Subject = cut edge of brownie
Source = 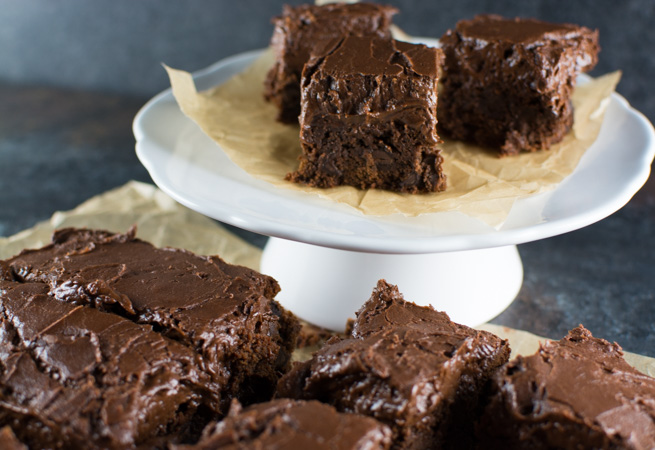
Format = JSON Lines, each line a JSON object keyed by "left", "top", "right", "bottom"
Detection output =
{"left": 438, "top": 14, "right": 600, "bottom": 156}
{"left": 264, "top": 2, "right": 398, "bottom": 124}
{"left": 287, "top": 35, "right": 447, "bottom": 194}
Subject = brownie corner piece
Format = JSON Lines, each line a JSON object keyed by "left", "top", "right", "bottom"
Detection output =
{"left": 478, "top": 325, "right": 655, "bottom": 449}
{"left": 264, "top": 2, "right": 397, "bottom": 123}
{"left": 438, "top": 14, "right": 600, "bottom": 155}
{"left": 287, "top": 35, "right": 447, "bottom": 193}
{"left": 277, "top": 279, "right": 509, "bottom": 449}
{"left": 176, "top": 399, "right": 393, "bottom": 450}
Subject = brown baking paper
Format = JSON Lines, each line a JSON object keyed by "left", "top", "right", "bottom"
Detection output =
{"left": 165, "top": 50, "right": 620, "bottom": 227}
{"left": 2, "top": 180, "right": 653, "bottom": 375}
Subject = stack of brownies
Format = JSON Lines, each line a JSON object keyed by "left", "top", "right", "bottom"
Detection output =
{"left": 266, "top": 2, "right": 447, "bottom": 194}
{"left": 264, "top": 2, "right": 599, "bottom": 195}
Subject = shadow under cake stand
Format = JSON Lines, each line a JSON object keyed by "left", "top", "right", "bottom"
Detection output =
{"left": 134, "top": 49, "right": 655, "bottom": 331}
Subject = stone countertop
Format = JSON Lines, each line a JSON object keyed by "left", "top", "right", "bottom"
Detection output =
{"left": 1, "top": 82, "right": 654, "bottom": 357}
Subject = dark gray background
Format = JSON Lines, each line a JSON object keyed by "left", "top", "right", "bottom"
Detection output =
{"left": 1, "top": 0, "right": 653, "bottom": 122}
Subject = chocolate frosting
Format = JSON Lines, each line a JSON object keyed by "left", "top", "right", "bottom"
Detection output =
{"left": 317, "top": 35, "right": 437, "bottom": 78}
{"left": 480, "top": 326, "right": 655, "bottom": 449}
{"left": 288, "top": 36, "right": 447, "bottom": 194}
{"left": 438, "top": 14, "right": 599, "bottom": 155}
{"left": 264, "top": 2, "right": 397, "bottom": 123}
{"left": 456, "top": 14, "right": 596, "bottom": 46}
{"left": 176, "top": 399, "right": 392, "bottom": 450}
{"left": 1, "top": 227, "right": 300, "bottom": 448}
{"left": 0, "top": 278, "right": 212, "bottom": 448}
{"left": 302, "top": 35, "right": 441, "bottom": 117}
{"left": 277, "top": 280, "right": 509, "bottom": 449}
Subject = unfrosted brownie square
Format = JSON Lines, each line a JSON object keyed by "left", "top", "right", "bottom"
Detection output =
{"left": 277, "top": 280, "right": 509, "bottom": 449}
{"left": 264, "top": 2, "right": 397, "bottom": 123}
{"left": 438, "top": 14, "right": 600, "bottom": 155}
{"left": 287, "top": 35, "right": 447, "bottom": 193}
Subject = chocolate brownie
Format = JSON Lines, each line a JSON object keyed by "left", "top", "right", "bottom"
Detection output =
{"left": 176, "top": 399, "right": 393, "bottom": 450}
{"left": 264, "top": 2, "right": 397, "bottom": 123}
{"left": 1, "top": 227, "right": 300, "bottom": 448}
{"left": 478, "top": 325, "right": 655, "bottom": 449}
{"left": 438, "top": 14, "right": 600, "bottom": 155}
{"left": 277, "top": 280, "right": 510, "bottom": 449}
{"left": 286, "top": 35, "right": 447, "bottom": 193}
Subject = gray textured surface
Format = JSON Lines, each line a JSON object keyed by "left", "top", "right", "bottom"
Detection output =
{"left": 0, "top": 0, "right": 653, "bottom": 122}
{"left": 1, "top": 1, "right": 654, "bottom": 356}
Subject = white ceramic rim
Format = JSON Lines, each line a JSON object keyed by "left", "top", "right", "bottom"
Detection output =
{"left": 134, "top": 47, "right": 655, "bottom": 255}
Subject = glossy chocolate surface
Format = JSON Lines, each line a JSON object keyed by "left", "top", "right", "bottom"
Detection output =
{"left": 480, "top": 326, "right": 655, "bottom": 449}
{"left": 264, "top": 2, "right": 397, "bottom": 123}
{"left": 288, "top": 36, "right": 446, "bottom": 193}
{"left": 277, "top": 280, "right": 509, "bottom": 449}
{"left": 438, "top": 14, "right": 600, "bottom": 155}
{"left": 0, "top": 227, "right": 299, "bottom": 448}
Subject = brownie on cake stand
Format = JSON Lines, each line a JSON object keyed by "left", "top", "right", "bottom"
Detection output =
{"left": 134, "top": 41, "right": 655, "bottom": 331}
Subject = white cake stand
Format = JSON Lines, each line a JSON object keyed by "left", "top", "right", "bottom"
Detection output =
{"left": 134, "top": 49, "right": 655, "bottom": 331}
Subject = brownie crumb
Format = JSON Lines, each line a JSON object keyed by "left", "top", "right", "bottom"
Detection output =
{"left": 288, "top": 36, "right": 447, "bottom": 193}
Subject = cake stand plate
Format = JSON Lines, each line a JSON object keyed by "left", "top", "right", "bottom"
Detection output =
{"left": 134, "top": 48, "right": 655, "bottom": 330}
{"left": 261, "top": 238, "right": 523, "bottom": 329}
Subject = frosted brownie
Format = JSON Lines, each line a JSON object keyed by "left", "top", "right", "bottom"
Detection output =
{"left": 1, "top": 227, "right": 299, "bottom": 448}
{"left": 478, "top": 325, "right": 655, "bottom": 449}
{"left": 277, "top": 280, "right": 509, "bottom": 449}
{"left": 176, "top": 399, "right": 392, "bottom": 450}
{"left": 264, "top": 2, "right": 397, "bottom": 123}
{"left": 438, "top": 14, "right": 600, "bottom": 155}
{"left": 287, "top": 36, "right": 447, "bottom": 193}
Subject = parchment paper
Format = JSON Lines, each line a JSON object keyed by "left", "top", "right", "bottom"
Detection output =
{"left": 0, "top": 181, "right": 260, "bottom": 269}
{"left": 166, "top": 51, "right": 620, "bottom": 227}
{"left": 2, "top": 180, "right": 653, "bottom": 376}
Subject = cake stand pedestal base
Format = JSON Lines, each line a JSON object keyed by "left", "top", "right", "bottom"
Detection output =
{"left": 260, "top": 237, "right": 523, "bottom": 330}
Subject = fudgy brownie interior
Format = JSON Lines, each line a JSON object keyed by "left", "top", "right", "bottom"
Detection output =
{"left": 287, "top": 35, "right": 447, "bottom": 193}
{"left": 264, "top": 2, "right": 397, "bottom": 123}
{"left": 438, "top": 14, "right": 599, "bottom": 155}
